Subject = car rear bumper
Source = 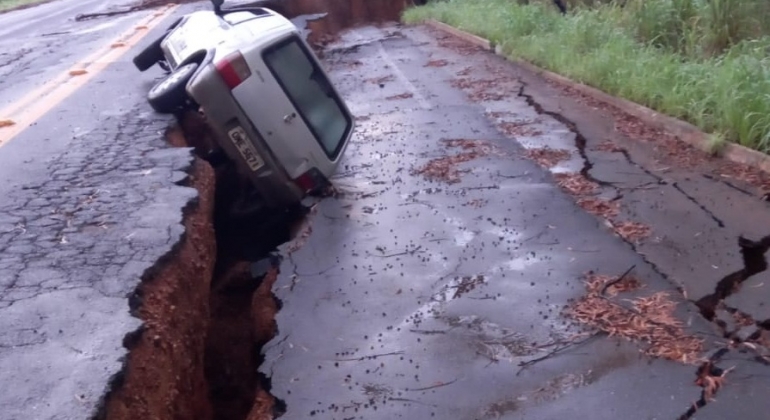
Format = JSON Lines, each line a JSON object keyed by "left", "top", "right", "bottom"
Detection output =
{"left": 187, "top": 64, "right": 304, "bottom": 208}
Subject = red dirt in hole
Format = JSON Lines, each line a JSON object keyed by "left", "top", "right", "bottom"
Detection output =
{"left": 175, "top": 111, "right": 280, "bottom": 419}
{"left": 283, "top": 0, "right": 408, "bottom": 44}
{"left": 104, "top": 156, "right": 217, "bottom": 420}
{"left": 177, "top": 110, "right": 220, "bottom": 154}
{"left": 205, "top": 263, "right": 279, "bottom": 420}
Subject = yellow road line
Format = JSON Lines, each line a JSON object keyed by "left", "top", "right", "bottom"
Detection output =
{"left": 0, "top": 3, "right": 179, "bottom": 147}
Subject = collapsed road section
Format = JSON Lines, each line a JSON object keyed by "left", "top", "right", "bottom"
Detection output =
{"left": 94, "top": 2, "right": 414, "bottom": 420}
{"left": 100, "top": 4, "right": 770, "bottom": 420}
{"left": 260, "top": 23, "right": 715, "bottom": 420}
{"left": 4, "top": 0, "right": 770, "bottom": 419}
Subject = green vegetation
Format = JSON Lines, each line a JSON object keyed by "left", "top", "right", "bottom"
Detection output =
{"left": 403, "top": 0, "right": 770, "bottom": 153}
{"left": 0, "top": 0, "right": 47, "bottom": 12}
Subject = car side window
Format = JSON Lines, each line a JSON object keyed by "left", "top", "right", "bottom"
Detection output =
{"left": 263, "top": 36, "right": 352, "bottom": 159}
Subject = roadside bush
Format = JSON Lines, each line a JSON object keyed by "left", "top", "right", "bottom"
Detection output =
{"left": 403, "top": 0, "right": 770, "bottom": 152}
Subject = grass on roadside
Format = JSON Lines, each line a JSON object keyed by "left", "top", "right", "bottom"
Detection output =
{"left": 0, "top": 0, "right": 47, "bottom": 12}
{"left": 403, "top": 0, "right": 770, "bottom": 153}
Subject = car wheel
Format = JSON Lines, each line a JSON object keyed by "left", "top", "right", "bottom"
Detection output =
{"left": 147, "top": 62, "right": 198, "bottom": 114}
{"left": 133, "top": 32, "right": 168, "bottom": 72}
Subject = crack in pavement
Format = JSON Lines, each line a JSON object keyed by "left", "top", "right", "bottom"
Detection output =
{"left": 701, "top": 174, "right": 758, "bottom": 197}
{"left": 513, "top": 79, "right": 770, "bottom": 417}
{"left": 695, "top": 235, "right": 770, "bottom": 323}
{"left": 517, "top": 82, "right": 727, "bottom": 229}
{"left": 676, "top": 348, "right": 730, "bottom": 420}
{"left": 514, "top": 82, "right": 684, "bottom": 285}
{"left": 670, "top": 182, "right": 726, "bottom": 228}
{"left": 0, "top": 48, "right": 32, "bottom": 71}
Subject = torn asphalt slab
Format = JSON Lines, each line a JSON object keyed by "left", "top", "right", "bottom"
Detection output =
{"left": 261, "top": 24, "right": 719, "bottom": 419}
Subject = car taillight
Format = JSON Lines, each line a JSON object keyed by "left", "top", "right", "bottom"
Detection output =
{"left": 215, "top": 52, "right": 251, "bottom": 89}
{"left": 294, "top": 168, "right": 328, "bottom": 194}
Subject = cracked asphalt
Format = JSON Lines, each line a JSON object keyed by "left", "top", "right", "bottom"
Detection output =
{"left": 263, "top": 24, "right": 770, "bottom": 419}
{"left": 0, "top": 2, "right": 202, "bottom": 419}
{"left": 2, "top": 2, "right": 770, "bottom": 419}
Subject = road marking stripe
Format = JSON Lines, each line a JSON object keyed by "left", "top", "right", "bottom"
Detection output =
{"left": 0, "top": 3, "right": 178, "bottom": 147}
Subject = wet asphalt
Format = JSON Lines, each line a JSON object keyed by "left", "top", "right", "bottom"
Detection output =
{"left": 0, "top": 0, "right": 162, "bottom": 110}
{"left": 1, "top": 1, "right": 769, "bottom": 418}
{"left": 0, "top": 2, "right": 203, "bottom": 419}
{"left": 263, "top": 24, "right": 770, "bottom": 419}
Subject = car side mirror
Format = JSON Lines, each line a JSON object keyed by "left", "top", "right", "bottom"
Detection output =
{"left": 211, "top": 0, "right": 224, "bottom": 14}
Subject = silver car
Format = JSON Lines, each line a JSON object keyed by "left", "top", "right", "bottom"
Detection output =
{"left": 133, "top": 0, "right": 354, "bottom": 208}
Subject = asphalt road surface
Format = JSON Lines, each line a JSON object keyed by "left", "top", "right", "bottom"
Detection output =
{"left": 1, "top": 1, "right": 769, "bottom": 419}
{"left": 264, "top": 24, "right": 770, "bottom": 420}
{"left": 0, "top": 1, "right": 200, "bottom": 419}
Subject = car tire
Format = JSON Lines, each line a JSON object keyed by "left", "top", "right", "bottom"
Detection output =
{"left": 133, "top": 32, "right": 167, "bottom": 72}
{"left": 147, "top": 62, "right": 198, "bottom": 114}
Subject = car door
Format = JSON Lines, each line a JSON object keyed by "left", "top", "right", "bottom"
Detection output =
{"left": 260, "top": 35, "right": 354, "bottom": 172}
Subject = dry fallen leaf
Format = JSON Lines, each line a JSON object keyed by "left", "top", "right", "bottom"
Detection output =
{"left": 412, "top": 139, "right": 502, "bottom": 184}
{"left": 0, "top": 120, "right": 15, "bottom": 128}
{"left": 611, "top": 221, "right": 652, "bottom": 242}
{"left": 523, "top": 147, "right": 571, "bottom": 168}
{"left": 386, "top": 92, "right": 413, "bottom": 100}
{"left": 425, "top": 59, "right": 448, "bottom": 67}
{"left": 69, "top": 70, "right": 87, "bottom": 76}
{"left": 577, "top": 197, "right": 619, "bottom": 219}
{"left": 497, "top": 120, "right": 542, "bottom": 137}
{"left": 566, "top": 273, "right": 702, "bottom": 364}
{"left": 554, "top": 173, "right": 598, "bottom": 196}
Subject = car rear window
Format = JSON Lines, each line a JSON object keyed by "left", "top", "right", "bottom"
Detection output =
{"left": 263, "top": 36, "right": 352, "bottom": 159}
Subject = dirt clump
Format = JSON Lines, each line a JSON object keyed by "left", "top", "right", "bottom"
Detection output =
{"left": 101, "top": 157, "right": 217, "bottom": 420}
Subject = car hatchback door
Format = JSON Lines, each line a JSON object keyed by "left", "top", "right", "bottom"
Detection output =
{"left": 260, "top": 35, "right": 354, "bottom": 175}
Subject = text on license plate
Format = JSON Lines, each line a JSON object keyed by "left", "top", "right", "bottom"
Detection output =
{"left": 227, "top": 126, "right": 264, "bottom": 171}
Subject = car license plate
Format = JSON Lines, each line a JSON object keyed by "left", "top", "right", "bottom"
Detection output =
{"left": 227, "top": 126, "right": 264, "bottom": 171}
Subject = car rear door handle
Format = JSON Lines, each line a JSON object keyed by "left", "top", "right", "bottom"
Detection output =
{"left": 283, "top": 112, "right": 296, "bottom": 123}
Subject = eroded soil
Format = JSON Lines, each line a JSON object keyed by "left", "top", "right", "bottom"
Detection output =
{"left": 102, "top": 155, "right": 216, "bottom": 420}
